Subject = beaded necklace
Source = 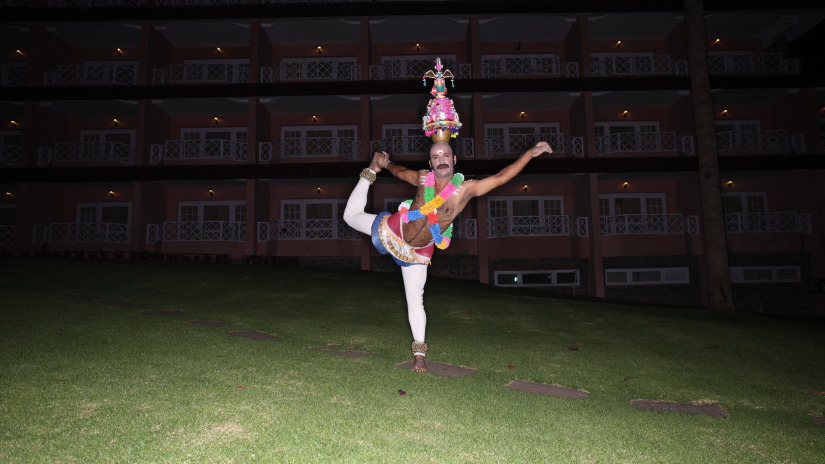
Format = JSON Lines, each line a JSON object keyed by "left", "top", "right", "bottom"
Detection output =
{"left": 399, "top": 171, "right": 464, "bottom": 250}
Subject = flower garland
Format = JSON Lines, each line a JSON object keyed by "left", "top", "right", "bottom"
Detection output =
{"left": 399, "top": 171, "right": 464, "bottom": 250}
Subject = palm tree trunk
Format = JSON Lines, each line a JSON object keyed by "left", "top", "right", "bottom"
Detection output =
{"left": 684, "top": 0, "right": 736, "bottom": 311}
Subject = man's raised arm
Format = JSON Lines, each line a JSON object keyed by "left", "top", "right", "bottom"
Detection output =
{"left": 464, "top": 141, "right": 553, "bottom": 198}
{"left": 375, "top": 151, "right": 419, "bottom": 186}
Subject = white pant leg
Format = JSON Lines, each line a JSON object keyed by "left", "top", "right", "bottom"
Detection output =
{"left": 343, "top": 177, "right": 377, "bottom": 235}
{"left": 401, "top": 264, "right": 428, "bottom": 347}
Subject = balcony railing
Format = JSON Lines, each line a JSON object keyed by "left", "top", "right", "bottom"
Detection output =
{"left": 726, "top": 212, "right": 811, "bottom": 234}
{"left": 32, "top": 223, "right": 131, "bottom": 244}
{"left": 160, "top": 221, "right": 245, "bottom": 242}
{"left": 257, "top": 219, "right": 360, "bottom": 241}
{"left": 259, "top": 138, "right": 360, "bottom": 161}
{"left": 595, "top": 132, "right": 690, "bottom": 155}
{"left": 707, "top": 53, "right": 799, "bottom": 74}
{"left": 600, "top": 214, "right": 699, "bottom": 236}
{"left": 0, "top": 65, "right": 27, "bottom": 87}
{"left": 590, "top": 55, "right": 688, "bottom": 77}
{"left": 1, "top": 144, "right": 21, "bottom": 165}
{"left": 369, "top": 136, "right": 474, "bottom": 159}
{"left": 0, "top": 225, "right": 14, "bottom": 245}
{"left": 151, "top": 140, "right": 247, "bottom": 163}
{"left": 488, "top": 215, "right": 583, "bottom": 238}
{"left": 484, "top": 133, "right": 584, "bottom": 158}
{"left": 261, "top": 59, "right": 359, "bottom": 82}
{"left": 48, "top": 0, "right": 140, "bottom": 5}
{"left": 44, "top": 64, "right": 137, "bottom": 86}
{"left": 153, "top": 62, "right": 249, "bottom": 84}
{"left": 481, "top": 56, "right": 579, "bottom": 78}
{"left": 716, "top": 130, "right": 803, "bottom": 153}
{"left": 370, "top": 58, "right": 470, "bottom": 80}
{"left": 39, "top": 142, "right": 134, "bottom": 165}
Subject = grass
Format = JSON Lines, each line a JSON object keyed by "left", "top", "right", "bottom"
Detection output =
{"left": 0, "top": 257, "right": 823, "bottom": 463}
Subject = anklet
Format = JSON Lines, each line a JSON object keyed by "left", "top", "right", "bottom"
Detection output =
{"left": 360, "top": 168, "right": 377, "bottom": 184}
{"left": 411, "top": 341, "right": 429, "bottom": 356}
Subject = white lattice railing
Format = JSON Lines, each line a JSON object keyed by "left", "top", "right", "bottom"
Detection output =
{"left": 32, "top": 223, "right": 131, "bottom": 244}
{"left": 49, "top": 0, "right": 139, "bottom": 5}
{"left": 481, "top": 56, "right": 579, "bottom": 78}
{"left": 488, "top": 215, "right": 576, "bottom": 238}
{"left": 45, "top": 64, "right": 137, "bottom": 86}
{"left": 261, "top": 59, "right": 359, "bottom": 82}
{"left": 153, "top": 140, "right": 247, "bottom": 162}
{"left": 370, "top": 58, "right": 470, "bottom": 80}
{"left": 0, "top": 225, "right": 14, "bottom": 246}
{"left": 590, "top": 55, "right": 687, "bottom": 76}
{"left": 156, "top": 0, "right": 243, "bottom": 5}
{"left": 47, "top": 142, "right": 135, "bottom": 164}
{"left": 257, "top": 220, "right": 360, "bottom": 241}
{"left": 576, "top": 217, "right": 590, "bottom": 237}
{"left": 600, "top": 214, "right": 697, "bottom": 236}
{"left": 1, "top": 144, "right": 21, "bottom": 165}
{"left": 161, "top": 221, "right": 245, "bottom": 242}
{"left": 159, "top": 62, "right": 249, "bottom": 84}
{"left": 707, "top": 53, "right": 799, "bottom": 74}
{"left": 716, "top": 130, "right": 803, "bottom": 153}
{"left": 262, "top": 138, "right": 360, "bottom": 160}
{"left": 484, "top": 133, "right": 583, "bottom": 158}
{"left": 595, "top": 132, "right": 684, "bottom": 155}
{"left": 0, "top": 66, "right": 27, "bottom": 87}
{"left": 451, "top": 219, "right": 477, "bottom": 239}
{"left": 726, "top": 212, "right": 810, "bottom": 234}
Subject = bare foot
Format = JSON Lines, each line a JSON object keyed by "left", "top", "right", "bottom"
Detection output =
{"left": 411, "top": 354, "right": 427, "bottom": 372}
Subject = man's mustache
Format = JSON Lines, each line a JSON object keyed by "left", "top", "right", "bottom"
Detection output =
{"left": 437, "top": 163, "right": 449, "bottom": 169}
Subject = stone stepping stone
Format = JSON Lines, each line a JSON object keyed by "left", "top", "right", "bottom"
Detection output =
{"left": 138, "top": 310, "right": 186, "bottom": 316}
{"left": 631, "top": 400, "right": 729, "bottom": 418}
{"left": 312, "top": 344, "right": 377, "bottom": 358}
{"left": 505, "top": 380, "right": 590, "bottom": 399}
{"left": 187, "top": 320, "right": 233, "bottom": 327}
{"left": 227, "top": 331, "right": 280, "bottom": 340}
{"left": 395, "top": 361, "right": 477, "bottom": 378}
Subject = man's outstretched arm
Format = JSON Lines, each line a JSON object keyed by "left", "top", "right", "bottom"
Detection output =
{"left": 374, "top": 151, "right": 419, "bottom": 186}
{"left": 463, "top": 141, "right": 553, "bottom": 198}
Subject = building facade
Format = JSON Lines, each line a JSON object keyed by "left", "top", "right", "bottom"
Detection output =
{"left": 1, "top": 1, "right": 823, "bottom": 316}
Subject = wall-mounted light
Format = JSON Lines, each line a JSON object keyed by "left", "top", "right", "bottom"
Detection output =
{"left": 116, "top": 48, "right": 124, "bottom": 56}
{"left": 616, "top": 40, "right": 622, "bottom": 49}
{"left": 208, "top": 189, "right": 215, "bottom": 197}
{"left": 112, "top": 118, "right": 119, "bottom": 127}
{"left": 312, "top": 115, "right": 317, "bottom": 123}
{"left": 317, "top": 46, "right": 322, "bottom": 54}
{"left": 622, "top": 181, "right": 629, "bottom": 190}
{"left": 519, "top": 111, "right": 526, "bottom": 119}
{"left": 316, "top": 185, "right": 322, "bottom": 194}
{"left": 16, "top": 49, "right": 23, "bottom": 57}
{"left": 216, "top": 47, "right": 222, "bottom": 55}
{"left": 415, "top": 43, "right": 420, "bottom": 51}
{"left": 213, "top": 117, "right": 220, "bottom": 125}
{"left": 721, "top": 109, "right": 728, "bottom": 118}
{"left": 713, "top": 38, "right": 721, "bottom": 48}
{"left": 9, "top": 120, "right": 17, "bottom": 128}
{"left": 4, "top": 191, "right": 14, "bottom": 199}
{"left": 522, "top": 184, "right": 529, "bottom": 192}
{"left": 517, "top": 41, "right": 522, "bottom": 50}
{"left": 108, "top": 190, "right": 116, "bottom": 198}
{"left": 622, "top": 110, "right": 629, "bottom": 118}
{"left": 725, "top": 180, "right": 734, "bottom": 189}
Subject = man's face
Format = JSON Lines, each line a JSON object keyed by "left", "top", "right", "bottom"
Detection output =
{"left": 429, "top": 143, "right": 455, "bottom": 177}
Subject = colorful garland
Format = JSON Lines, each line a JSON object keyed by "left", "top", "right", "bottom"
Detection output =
{"left": 399, "top": 171, "right": 464, "bottom": 250}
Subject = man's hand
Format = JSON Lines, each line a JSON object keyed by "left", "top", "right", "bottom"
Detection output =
{"left": 369, "top": 151, "right": 389, "bottom": 172}
{"left": 530, "top": 141, "right": 553, "bottom": 158}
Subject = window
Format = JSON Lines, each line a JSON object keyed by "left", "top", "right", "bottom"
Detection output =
{"left": 180, "top": 59, "right": 248, "bottom": 82}
{"left": 605, "top": 267, "right": 689, "bottom": 285}
{"left": 76, "top": 202, "right": 131, "bottom": 243}
{"left": 591, "top": 52, "right": 656, "bottom": 75}
{"left": 485, "top": 123, "right": 559, "bottom": 155}
{"left": 729, "top": 266, "right": 800, "bottom": 283}
{"left": 599, "top": 193, "right": 667, "bottom": 234}
{"left": 80, "top": 129, "right": 136, "bottom": 162}
{"left": 281, "top": 126, "right": 357, "bottom": 158}
{"left": 494, "top": 270, "right": 580, "bottom": 287}
{"left": 381, "top": 55, "right": 457, "bottom": 79}
{"left": 715, "top": 120, "right": 760, "bottom": 151}
{"left": 723, "top": 191, "right": 767, "bottom": 232}
{"left": 382, "top": 125, "right": 429, "bottom": 155}
{"left": 595, "top": 122, "right": 661, "bottom": 154}
{"left": 488, "top": 196, "right": 567, "bottom": 237}
{"left": 279, "top": 199, "right": 357, "bottom": 240}
{"left": 176, "top": 201, "right": 246, "bottom": 242}
{"left": 180, "top": 127, "right": 247, "bottom": 160}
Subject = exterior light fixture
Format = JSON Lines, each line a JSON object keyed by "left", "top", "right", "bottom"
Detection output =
{"left": 116, "top": 48, "right": 124, "bottom": 56}
{"left": 721, "top": 109, "right": 728, "bottom": 118}
{"left": 522, "top": 184, "right": 528, "bottom": 192}
{"left": 622, "top": 181, "right": 629, "bottom": 190}
{"left": 16, "top": 49, "right": 23, "bottom": 57}
{"left": 317, "top": 46, "right": 322, "bottom": 54}
{"left": 616, "top": 40, "right": 622, "bottom": 49}
{"left": 517, "top": 41, "right": 522, "bottom": 50}
{"left": 316, "top": 185, "right": 322, "bottom": 194}
{"left": 208, "top": 189, "right": 215, "bottom": 197}
{"left": 5, "top": 191, "right": 14, "bottom": 199}
{"left": 113, "top": 118, "right": 119, "bottom": 126}
{"left": 726, "top": 180, "right": 734, "bottom": 189}
{"left": 622, "top": 110, "right": 629, "bottom": 118}
{"left": 415, "top": 43, "right": 420, "bottom": 51}
{"left": 713, "top": 39, "right": 721, "bottom": 47}
{"left": 9, "top": 120, "right": 17, "bottom": 128}
{"left": 216, "top": 47, "right": 222, "bottom": 55}
{"left": 108, "top": 190, "right": 116, "bottom": 198}
{"left": 520, "top": 111, "right": 526, "bottom": 119}
{"left": 312, "top": 115, "right": 317, "bottom": 123}
{"left": 214, "top": 117, "right": 220, "bottom": 125}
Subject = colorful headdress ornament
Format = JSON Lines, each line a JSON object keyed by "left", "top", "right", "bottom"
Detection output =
{"left": 421, "top": 57, "right": 462, "bottom": 143}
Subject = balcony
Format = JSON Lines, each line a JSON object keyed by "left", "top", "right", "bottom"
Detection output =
{"left": 481, "top": 55, "right": 579, "bottom": 78}
{"left": 488, "top": 215, "right": 586, "bottom": 238}
{"left": 725, "top": 212, "right": 811, "bottom": 234}
{"left": 48, "top": 0, "right": 140, "bottom": 5}
{"left": 153, "top": 62, "right": 249, "bottom": 85}
{"left": 595, "top": 132, "right": 692, "bottom": 156}
{"left": 148, "top": 221, "right": 246, "bottom": 242}
{"left": 370, "top": 57, "right": 470, "bottom": 80}
{"left": 258, "top": 219, "right": 359, "bottom": 241}
{"left": 0, "top": 225, "right": 14, "bottom": 245}
{"left": 484, "top": 133, "right": 583, "bottom": 158}
{"left": 600, "top": 214, "right": 699, "bottom": 236}
{"left": 38, "top": 142, "right": 135, "bottom": 165}
{"left": 1, "top": 144, "right": 21, "bottom": 165}
{"left": 44, "top": 64, "right": 138, "bottom": 86}
{"left": 0, "top": 65, "right": 27, "bottom": 87}
{"left": 259, "top": 138, "right": 360, "bottom": 161}
{"left": 707, "top": 53, "right": 799, "bottom": 75}
{"left": 261, "top": 58, "right": 359, "bottom": 82}
{"left": 151, "top": 140, "right": 247, "bottom": 163}
{"left": 370, "top": 136, "right": 474, "bottom": 159}
{"left": 590, "top": 55, "right": 687, "bottom": 77}
{"left": 716, "top": 130, "right": 804, "bottom": 154}
{"left": 33, "top": 223, "right": 131, "bottom": 244}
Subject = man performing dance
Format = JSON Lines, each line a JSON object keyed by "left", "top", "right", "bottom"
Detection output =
{"left": 343, "top": 58, "right": 553, "bottom": 372}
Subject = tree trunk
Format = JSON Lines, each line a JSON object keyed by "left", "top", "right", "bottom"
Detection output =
{"left": 684, "top": 0, "right": 736, "bottom": 311}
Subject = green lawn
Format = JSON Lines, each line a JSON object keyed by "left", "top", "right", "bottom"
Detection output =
{"left": 1, "top": 257, "right": 823, "bottom": 463}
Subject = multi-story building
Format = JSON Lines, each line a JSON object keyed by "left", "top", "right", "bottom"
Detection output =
{"left": 1, "top": 1, "right": 823, "bottom": 316}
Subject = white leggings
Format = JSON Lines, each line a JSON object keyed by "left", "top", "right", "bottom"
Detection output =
{"left": 343, "top": 177, "right": 428, "bottom": 347}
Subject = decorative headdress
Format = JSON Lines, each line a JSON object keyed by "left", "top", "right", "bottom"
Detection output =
{"left": 421, "top": 57, "right": 462, "bottom": 143}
